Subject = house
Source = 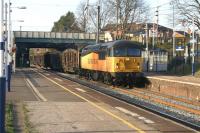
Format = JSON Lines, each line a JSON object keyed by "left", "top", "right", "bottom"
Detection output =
{"left": 174, "top": 31, "right": 190, "bottom": 46}
{"left": 102, "top": 23, "right": 190, "bottom": 46}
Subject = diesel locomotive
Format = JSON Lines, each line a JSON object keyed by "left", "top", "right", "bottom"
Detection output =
{"left": 32, "top": 40, "right": 144, "bottom": 87}
{"left": 80, "top": 40, "right": 143, "bottom": 86}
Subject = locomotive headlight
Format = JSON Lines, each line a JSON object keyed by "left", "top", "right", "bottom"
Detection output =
{"left": 137, "top": 63, "right": 140, "bottom": 69}
{"left": 115, "top": 63, "right": 119, "bottom": 69}
{"left": 125, "top": 58, "right": 130, "bottom": 61}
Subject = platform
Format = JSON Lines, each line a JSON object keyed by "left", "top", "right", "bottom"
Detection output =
{"left": 6, "top": 69, "right": 151, "bottom": 133}
{"left": 145, "top": 72, "right": 200, "bottom": 101}
{"left": 6, "top": 68, "right": 196, "bottom": 133}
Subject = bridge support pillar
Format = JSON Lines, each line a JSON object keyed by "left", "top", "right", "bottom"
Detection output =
{"left": 16, "top": 47, "right": 30, "bottom": 68}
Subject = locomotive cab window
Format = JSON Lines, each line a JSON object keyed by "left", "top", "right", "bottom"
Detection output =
{"left": 99, "top": 51, "right": 106, "bottom": 60}
{"left": 114, "top": 48, "right": 126, "bottom": 57}
{"left": 108, "top": 48, "right": 114, "bottom": 57}
{"left": 113, "top": 47, "right": 141, "bottom": 57}
{"left": 127, "top": 48, "right": 141, "bottom": 57}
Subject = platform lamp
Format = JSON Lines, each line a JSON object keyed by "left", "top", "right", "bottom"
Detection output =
{"left": 192, "top": 15, "right": 195, "bottom": 76}
{"left": 7, "top": 0, "right": 26, "bottom": 92}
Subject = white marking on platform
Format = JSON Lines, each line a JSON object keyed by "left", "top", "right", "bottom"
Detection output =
{"left": 75, "top": 88, "right": 86, "bottom": 93}
{"left": 34, "top": 69, "right": 146, "bottom": 132}
{"left": 116, "top": 107, "right": 154, "bottom": 124}
{"left": 26, "top": 78, "right": 47, "bottom": 102}
{"left": 68, "top": 84, "right": 79, "bottom": 87}
{"left": 138, "top": 117, "right": 154, "bottom": 124}
{"left": 45, "top": 73, "right": 50, "bottom": 76}
{"left": 144, "top": 119, "right": 154, "bottom": 124}
{"left": 54, "top": 78, "right": 63, "bottom": 82}
{"left": 115, "top": 107, "right": 139, "bottom": 117}
{"left": 129, "top": 112, "right": 139, "bottom": 117}
{"left": 138, "top": 117, "right": 146, "bottom": 120}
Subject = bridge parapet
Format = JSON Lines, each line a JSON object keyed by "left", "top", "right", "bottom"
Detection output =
{"left": 14, "top": 31, "right": 96, "bottom": 40}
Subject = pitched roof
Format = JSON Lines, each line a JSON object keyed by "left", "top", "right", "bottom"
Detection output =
{"left": 102, "top": 23, "right": 173, "bottom": 33}
{"left": 175, "top": 31, "right": 190, "bottom": 37}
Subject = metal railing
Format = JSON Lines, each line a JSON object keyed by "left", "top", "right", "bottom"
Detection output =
{"left": 142, "top": 51, "right": 168, "bottom": 72}
{"left": 14, "top": 31, "right": 96, "bottom": 40}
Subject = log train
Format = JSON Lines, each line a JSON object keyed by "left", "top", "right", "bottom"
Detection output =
{"left": 31, "top": 40, "right": 144, "bottom": 87}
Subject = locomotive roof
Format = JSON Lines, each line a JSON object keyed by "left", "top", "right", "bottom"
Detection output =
{"left": 101, "top": 40, "right": 143, "bottom": 48}
{"left": 82, "top": 40, "right": 143, "bottom": 54}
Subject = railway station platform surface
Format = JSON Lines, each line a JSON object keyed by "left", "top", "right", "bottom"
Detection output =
{"left": 7, "top": 68, "right": 164, "bottom": 133}
{"left": 144, "top": 72, "right": 200, "bottom": 101}
{"left": 144, "top": 72, "right": 200, "bottom": 85}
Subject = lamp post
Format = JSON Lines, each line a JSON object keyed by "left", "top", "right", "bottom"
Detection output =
{"left": 3, "top": 3, "right": 23, "bottom": 92}
{"left": 0, "top": 1, "right": 6, "bottom": 132}
{"left": 7, "top": 1, "right": 26, "bottom": 91}
{"left": 192, "top": 16, "right": 195, "bottom": 76}
{"left": 4, "top": 2, "right": 9, "bottom": 92}
{"left": 7, "top": 0, "right": 12, "bottom": 91}
{"left": 116, "top": 0, "right": 119, "bottom": 40}
{"left": 172, "top": 3, "right": 176, "bottom": 57}
{"left": 96, "top": 0, "right": 100, "bottom": 43}
{"left": 84, "top": 0, "right": 100, "bottom": 43}
{"left": 145, "top": 23, "right": 149, "bottom": 71}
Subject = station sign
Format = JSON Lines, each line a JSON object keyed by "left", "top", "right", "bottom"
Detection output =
{"left": 190, "top": 39, "right": 197, "bottom": 44}
{"left": 176, "top": 46, "right": 184, "bottom": 51}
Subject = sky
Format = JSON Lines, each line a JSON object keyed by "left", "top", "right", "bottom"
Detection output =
{"left": 6, "top": 0, "right": 174, "bottom": 31}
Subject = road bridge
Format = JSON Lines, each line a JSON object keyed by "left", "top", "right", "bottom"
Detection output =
{"left": 13, "top": 31, "right": 98, "bottom": 67}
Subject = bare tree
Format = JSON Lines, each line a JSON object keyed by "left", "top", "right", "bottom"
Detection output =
{"left": 89, "top": 0, "right": 115, "bottom": 30}
{"left": 172, "top": 0, "right": 200, "bottom": 29}
{"left": 76, "top": 0, "right": 149, "bottom": 34}
{"left": 76, "top": 1, "right": 87, "bottom": 32}
{"left": 105, "top": 0, "right": 149, "bottom": 37}
{"left": 76, "top": 0, "right": 115, "bottom": 32}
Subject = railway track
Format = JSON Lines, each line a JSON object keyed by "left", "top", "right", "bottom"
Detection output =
{"left": 112, "top": 87, "right": 200, "bottom": 116}
{"left": 37, "top": 68, "right": 200, "bottom": 131}
{"left": 133, "top": 89, "right": 200, "bottom": 107}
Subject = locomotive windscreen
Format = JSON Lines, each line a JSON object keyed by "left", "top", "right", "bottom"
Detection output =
{"left": 114, "top": 47, "right": 141, "bottom": 57}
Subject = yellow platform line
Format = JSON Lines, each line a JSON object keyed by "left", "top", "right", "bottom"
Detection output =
{"left": 36, "top": 70, "right": 145, "bottom": 133}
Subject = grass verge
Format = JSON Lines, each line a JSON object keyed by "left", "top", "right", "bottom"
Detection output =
{"left": 6, "top": 103, "right": 14, "bottom": 133}
{"left": 23, "top": 104, "right": 38, "bottom": 133}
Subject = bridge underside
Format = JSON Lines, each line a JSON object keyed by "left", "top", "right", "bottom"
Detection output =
{"left": 15, "top": 38, "right": 96, "bottom": 67}
{"left": 15, "top": 38, "right": 96, "bottom": 47}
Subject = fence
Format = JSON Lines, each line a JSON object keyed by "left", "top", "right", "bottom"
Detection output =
{"left": 142, "top": 50, "right": 168, "bottom": 72}
{"left": 167, "top": 53, "right": 200, "bottom": 75}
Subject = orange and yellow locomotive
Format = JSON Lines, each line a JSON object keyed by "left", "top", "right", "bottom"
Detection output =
{"left": 32, "top": 40, "right": 144, "bottom": 87}
{"left": 80, "top": 40, "right": 143, "bottom": 86}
